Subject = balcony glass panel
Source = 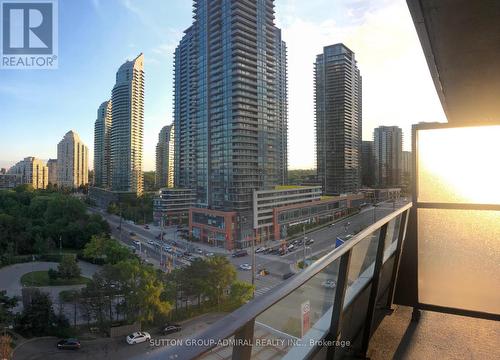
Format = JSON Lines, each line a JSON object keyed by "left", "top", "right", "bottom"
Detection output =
{"left": 418, "top": 208, "right": 500, "bottom": 314}
{"left": 251, "top": 258, "right": 341, "bottom": 358}
{"left": 417, "top": 125, "right": 500, "bottom": 204}
{"left": 383, "top": 215, "right": 402, "bottom": 262}
{"left": 347, "top": 229, "right": 381, "bottom": 285}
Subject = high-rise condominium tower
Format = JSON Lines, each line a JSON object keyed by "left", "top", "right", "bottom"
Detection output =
{"left": 373, "top": 126, "right": 403, "bottom": 187}
{"left": 362, "top": 140, "right": 375, "bottom": 187}
{"left": 8, "top": 157, "right": 48, "bottom": 189}
{"left": 156, "top": 124, "right": 175, "bottom": 189}
{"left": 47, "top": 159, "right": 57, "bottom": 185}
{"left": 110, "top": 53, "right": 144, "bottom": 195}
{"left": 57, "top": 130, "right": 89, "bottom": 188}
{"left": 174, "top": 0, "right": 288, "bottom": 235}
{"left": 94, "top": 100, "right": 112, "bottom": 188}
{"left": 315, "top": 43, "right": 362, "bottom": 195}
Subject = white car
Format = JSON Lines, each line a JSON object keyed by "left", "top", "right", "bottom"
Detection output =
{"left": 255, "top": 247, "right": 267, "bottom": 253}
{"left": 147, "top": 239, "right": 155, "bottom": 245}
{"left": 322, "top": 280, "right": 337, "bottom": 289}
{"left": 133, "top": 240, "right": 141, "bottom": 246}
{"left": 126, "top": 331, "right": 151, "bottom": 345}
{"left": 239, "top": 263, "right": 252, "bottom": 271}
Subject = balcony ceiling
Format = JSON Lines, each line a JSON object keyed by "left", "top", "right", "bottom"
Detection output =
{"left": 407, "top": 0, "right": 500, "bottom": 124}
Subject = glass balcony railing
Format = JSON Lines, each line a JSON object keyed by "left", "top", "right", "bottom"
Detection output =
{"left": 135, "top": 202, "right": 412, "bottom": 360}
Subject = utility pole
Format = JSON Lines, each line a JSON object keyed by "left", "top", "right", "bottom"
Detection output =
{"left": 303, "top": 225, "right": 306, "bottom": 267}
{"left": 251, "top": 231, "right": 256, "bottom": 298}
{"left": 119, "top": 204, "right": 123, "bottom": 243}
{"left": 160, "top": 216, "right": 164, "bottom": 270}
{"left": 59, "top": 235, "right": 62, "bottom": 255}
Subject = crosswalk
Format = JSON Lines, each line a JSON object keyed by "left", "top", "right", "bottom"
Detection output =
{"left": 254, "top": 286, "right": 271, "bottom": 297}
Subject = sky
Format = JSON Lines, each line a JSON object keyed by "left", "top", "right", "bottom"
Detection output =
{"left": 0, "top": 0, "right": 446, "bottom": 171}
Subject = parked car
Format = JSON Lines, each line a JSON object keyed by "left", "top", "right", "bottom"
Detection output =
{"left": 144, "top": 225, "right": 150, "bottom": 230}
{"left": 206, "top": 252, "right": 215, "bottom": 257}
{"left": 287, "top": 244, "right": 295, "bottom": 251}
{"left": 239, "top": 263, "right": 252, "bottom": 271}
{"left": 322, "top": 280, "right": 337, "bottom": 289}
{"left": 147, "top": 239, "right": 154, "bottom": 245}
{"left": 129, "top": 232, "right": 136, "bottom": 237}
{"left": 57, "top": 338, "right": 81, "bottom": 350}
{"left": 126, "top": 332, "right": 151, "bottom": 345}
{"left": 282, "top": 272, "right": 295, "bottom": 280}
{"left": 196, "top": 248, "right": 203, "bottom": 254}
{"left": 232, "top": 250, "right": 248, "bottom": 258}
{"left": 162, "top": 323, "right": 182, "bottom": 335}
{"left": 305, "top": 239, "right": 314, "bottom": 245}
{"left": 133, "top": 239, "right": 141, "bottom": 247}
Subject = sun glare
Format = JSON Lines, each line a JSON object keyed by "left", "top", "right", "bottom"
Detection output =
{"left": 418, "top": 125, "right": 500, "bottom": 205}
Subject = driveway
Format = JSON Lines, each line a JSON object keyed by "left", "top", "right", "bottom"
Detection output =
{"left": 0, "top": 261, "right": 100, "bottom": 312}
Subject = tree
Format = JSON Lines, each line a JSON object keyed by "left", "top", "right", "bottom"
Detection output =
{"left": 204, "top": 255, "right": 236, "bottom": 306}
{"left": 15, "top": 290, "right": 69, "bottom": 337}
{"left": 83, "top": 234, "right": 107, "bottom": 260}
{"left": 57, "top": 255, "right": 81, "bottom": 279}
{"left": 33, "top": 234, "right": 49, "bottom": 255}
{"left": 229, "top": 281, "right": 254, "bottom": 307}
{"left": 104, "top": 240, "right": 131, "bottom": 264}
{"left": 0, "top": 290, "right": 18, "bottom": 325}
{"left": 113, "top": 259, "right": 171, "bottom": 323}
{"left": 80, "top": 266, "right": 118, "bottom": 330}
{"left": 83, "top": 234, "right": 131, "bottom": 264}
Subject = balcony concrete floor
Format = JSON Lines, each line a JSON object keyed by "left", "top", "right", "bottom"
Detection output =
{"left": 367, "top": 305, "right": 500, "bottom": 360}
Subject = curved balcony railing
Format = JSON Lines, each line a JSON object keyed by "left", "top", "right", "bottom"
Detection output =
{"left": 135, "top": 202, "right": 412, "bottom": 360}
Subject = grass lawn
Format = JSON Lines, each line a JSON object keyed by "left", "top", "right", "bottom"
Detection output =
{"left": 20, "top": 271, "right": 91, "bottom": 287}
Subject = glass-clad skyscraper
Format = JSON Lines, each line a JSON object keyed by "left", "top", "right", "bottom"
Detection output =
{"left": 94, "top": 100, "right": 112, "bottom": 188}
{"left": 156, "top": 124, "right": 175, "bottom": 189}
{"left": 110, "top": 53, "right": 144, "bottom": 195}
{"left": 174, "top": 0, "right": 288, "bottom": 238}
{"left": 373, "top": 125, "right": 403, "bottom": 187}
{"left": 315, "top": 43, "right": 362, "bottom": 195}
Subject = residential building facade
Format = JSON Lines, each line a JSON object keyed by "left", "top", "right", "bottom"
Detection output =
{"left": 110, "top": 53, "right": 144, "bottom": 195}
{"left": 153, "top": 188, "right": 196, "bottom": 225}
{"left": 155, "top": 124, "right": 175, "bottom": 189}
{"left": 374, "top": 126, "right": 403, "bottom": 186}
{"left": 94, "top": 100, "right": 112, "bottom": 188}
{"left": 0, "top": 174, "right": 22, "bottom": 189}
{"left": 174, "top": 0, "right": 288, "bottom": 244}
{"left": 7, "top": 157, "right": 48, "bottom": 189}
{"left": 57, "top": 130, "right": 89, "bottom": 188}
{"left": 362, "top": 140, "right": 375, "bottom": 187}
{"left": 315, "top": 43, "right": 362, "bottom": 195}
{"left": 253, "top": 186, "right": 322, "bottom": 242}
{"left": 47, "top": 158, "right": 57, "bottom": 185}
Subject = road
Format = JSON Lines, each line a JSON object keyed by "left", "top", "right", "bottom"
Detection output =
{"left": 90, "top": 201, "right": 406, "bottom": 299}
{"left": 13, "top": 312, "right": 226, "bottom": 360}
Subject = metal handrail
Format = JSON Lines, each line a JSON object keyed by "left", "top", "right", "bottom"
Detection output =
{"left": 138, "top": 202, "right": 413, "bottom": 360}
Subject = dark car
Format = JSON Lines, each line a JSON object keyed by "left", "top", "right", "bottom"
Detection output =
{"left": 232, "top": 250, "right": 248, "bottom": 258}
{"left": 57, "top": 338, "right": 81, "bottom": 350}
{"left": 129, "top": 232, "right": 136, "bottom": 236}
{"left": 162, "top": 323, "right": 182, "bottom": 335}
{"left": 282, "top": 272, "right": 295, "bottom": 280}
